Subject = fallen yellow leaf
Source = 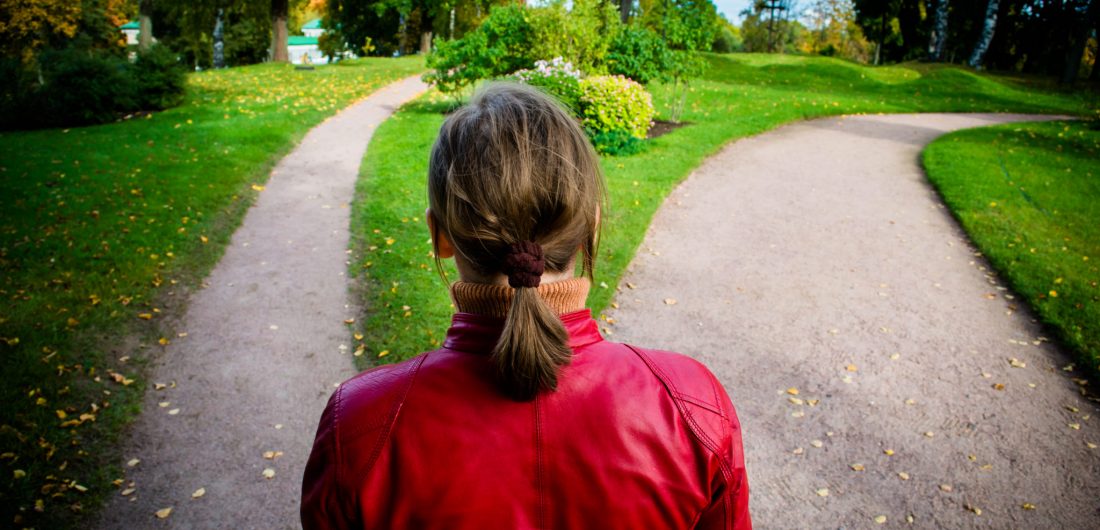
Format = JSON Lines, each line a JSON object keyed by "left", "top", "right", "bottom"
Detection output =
{"left": 192, "top": 487, "right": 205, "bottom": 499}
{"left": 251, "top": 184, "right": 265, "bottom": 191}
{"left": 898, "top": 471, "right": 910, "bottom": 480}
{"left": 850, "top": 463, "right": 865, "bottom": 471}
{"left": 1021, "top": 502, "right": 1035, "bottom": 510}
{"left": 262, "top": 468, "right": 276, "bottom": 479}
{"left": 815, "top": 488, "right": 829, "bottom": 497}
{"left": 155, "top": 507, "right": 172, "bottom": 519}
{"left": 874, "top": 515, "right": 886, "bottom": 524}
{"left": 663, "top": 298, "right": 677, "bottom": 305}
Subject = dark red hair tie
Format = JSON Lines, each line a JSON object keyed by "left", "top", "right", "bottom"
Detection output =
{"left": 503, "top": 241, "right": 545, "bottom": 289}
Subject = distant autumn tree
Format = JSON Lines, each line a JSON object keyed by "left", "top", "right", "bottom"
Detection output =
{"left": 0, "top": 0, "right": 82, "bottom": 65}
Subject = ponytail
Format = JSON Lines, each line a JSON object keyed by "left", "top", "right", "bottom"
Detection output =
{"left": 492, "top": 287, "right": 572, "bottom": 401}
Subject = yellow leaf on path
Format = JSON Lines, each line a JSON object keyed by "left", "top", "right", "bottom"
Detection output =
{"left": 251, "top": 184, "right": 265, "bottom": 191}
{"left": 874, "top": 515, "right": 887, "bottom": 524}
{"left": 1087, "top": 442, "right": 1097, "bottom": 449}
{"left": 940, "top": 484, "right": 953, "bottom": 492}
{"left": 966, "top": 504, "right": 982, "bottom": 516}
{"left": 127, "top": 458, "right": 140, "bottom": 467}
{"left": 788, "top": 397, "right": 803, "bottom": 405}
{"left": 262, "top": 468, "right": 276, "bottom": 479}
{"left": 158, "top": 337, "right": 169, "bottom": 346}
{"left": 1069, "top": 423, "right": 1081, "bottom": 430}
{"left": 353, "top": 344, "right": 365, "bottom": 357}
{"left": 993, "top": 383, "right": 1005, "bottom": 390}
{"left": 263, "top": 451, "right": 284, "bottom": 460}
{"left": 354, "top": 333, "right": 363, "bottom": 341}
{"left": 815, "top": 488, "right": 829, "bottom": 497}
{"left": 13, "top": 469, "right": 25, "bottom": 479}
{"left": 155, "top": 507, "right": 172, "bottom": 519}
{"left": 883, "top": 449, "right": 895, "bottom": 456}
{"left": 850, "top": 463, "right": 865, "bottom": 471}
{"left": 154, "top": 383, "right": 167, "bottom": 390}
{"left": 137, "top": 313, "right": 153, "bottom": 320}
{"left": 898, "top": 472, "right": 910, "bottom": 480}
{"left": 1021, "top": 503, "right": 1036, "bottom": 510}
{"left": 344, "top": 318, "right": 355, "bottom": 324}
{"left": 810, "top": 440, "right": 823, "bottom": 448}
{"left": 1008, "top": 358, "right": 1026, "bottom": 368}
{"left": 192, "top": 487, "right": 205, "bottom": 499}
{"left": 168, "top": 408, "right": 180, "bottom": 415}
{"left": 663, "top": 298, "right": 677, "bottom": 305}
{"left": 121, "top": 487, "right": 135, "bottom": 496}
{"left": 846, "top": 364, "right": 858, "bottom": 372}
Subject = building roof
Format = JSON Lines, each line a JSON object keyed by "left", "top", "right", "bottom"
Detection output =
{"left": 120, "top": 20, "right": 140, "bottom": 30}
{"left": 288, "top": 36, "right": 319, "bottom": 46}
{"left": 302, "top": 18, "right": 322, "bottom": 30}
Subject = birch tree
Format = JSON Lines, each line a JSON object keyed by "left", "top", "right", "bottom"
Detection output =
{"left": 927, "top": 0, "right": 947, "bottom": 61}
{"left": 968, "top": 0, "right": 999, "bottom": 68}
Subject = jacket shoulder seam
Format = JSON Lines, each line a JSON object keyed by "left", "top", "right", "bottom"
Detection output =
{"left": 354, "top": 354, "right": 431, "bottom": 480}
{"left": 624, "top": 344, "right": 735, "bottom": 488}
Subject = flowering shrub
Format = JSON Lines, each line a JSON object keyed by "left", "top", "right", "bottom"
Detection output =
{"left": 578, "top": 75, "right": 654, "bottom": 154}
{"left": 512, "top": 57, "right": 583, "bottom": 112}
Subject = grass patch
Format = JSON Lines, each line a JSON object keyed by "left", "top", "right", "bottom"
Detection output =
{"left": 0, "top": 56, "right": 422, "bottom": 528}
{"left": 923, "top": 120, "right": 1100, "bottom": 375}
{"left": 349, "top": 53, "right": 1093, "bottom": 369}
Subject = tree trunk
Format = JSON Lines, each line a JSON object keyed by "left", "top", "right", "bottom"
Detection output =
{"left": 271, "top": 0, "right": 289, "bottom": 63}
{"left": 877, "top": 11, "right": 886, "bottom": 65}
{"left": 449, "top": 8, "right": 455, "bottom": 40}
{"left": 928, "top": 0, "right": 949, "bottom": 61}
{"left": 420, "top": 31, "right": 432, "bottom": 54}
{"left": 968, "top": 0, "right": 1000, "bottom": 69}
{"left": 619, "top": 0, "right": 630, "bottom": 24}
{"left": 138, "top": 0, "right": 153, "bottom": 51}
{"left": 1062, "top": 0, "right": 1099, "bottom": 84}
{"left": 213, "top": 9, "right": 225, "bottom": 68}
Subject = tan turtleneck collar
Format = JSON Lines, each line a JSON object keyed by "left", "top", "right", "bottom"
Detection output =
{"left": 450, "top": 277, "right": 591, "bottom": 319}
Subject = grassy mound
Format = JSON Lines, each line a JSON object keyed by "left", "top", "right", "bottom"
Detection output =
{"left": 924, "top": 120, "right": 1100, "bottom": 376}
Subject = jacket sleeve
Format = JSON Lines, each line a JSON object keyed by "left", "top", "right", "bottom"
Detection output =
{"left": 301, "top": 386, "right": 356, "bottom": 530}
{"left": 694, "top": 371, "right": 751, "bottom": 530}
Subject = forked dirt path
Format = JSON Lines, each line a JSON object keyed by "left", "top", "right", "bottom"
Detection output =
{"left": 96, "top": 76, "right": 427, "bottom": 529}
{"left": 607, "top": 113, "right": 1100, "bottom": 528}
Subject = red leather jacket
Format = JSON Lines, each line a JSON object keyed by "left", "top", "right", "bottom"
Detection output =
{"left": 301, "top": 309, "right": 751, "bottom": 529}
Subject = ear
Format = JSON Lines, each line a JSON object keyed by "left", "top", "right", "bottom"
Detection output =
{"left": 426, "top": 208, "right": 455, "bottom": 259}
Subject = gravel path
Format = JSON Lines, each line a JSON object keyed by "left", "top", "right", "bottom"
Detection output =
{"left": 96, "top": 76, "right": 427, "bottom": 529}
{"left": 607, "top": 113, "right": 1100, "bottom": 528}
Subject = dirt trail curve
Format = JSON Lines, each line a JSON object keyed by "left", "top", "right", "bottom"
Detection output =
{"left": 608, "top": 113, "right": 1100, "bottom": 528}
{"left": 96, "top": 76, "right": 427, "bottom": 530}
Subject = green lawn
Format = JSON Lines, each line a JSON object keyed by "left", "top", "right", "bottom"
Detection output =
{"left": 924, "top": 121, "right": 1100, "bottom": 375}
{"left": 349, "top": 53, "right": 1094, "bottom": 370}
{"left": 0, "top": 56, "right": 422, "bottom": 528}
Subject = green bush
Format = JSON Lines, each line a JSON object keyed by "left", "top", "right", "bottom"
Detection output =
{"left": 0, "top": 46, "right": 186, "bottom": 131}
{"left": 132, "top": 44, "right": 187, "bottom": 109}
{"left": 606, "top": 26, "right": 674, "bottom": 85}
{"left": 424, "top": 5, "right": 534, "bottom": 94}
{"left": 35, "top": 48, "right": 136, "bottom": 126}
{"left": 512, "top": 57, "right": 583, "bottom": 112}
{"left": 578, "top": 75, "right": 654, "bottom": 152}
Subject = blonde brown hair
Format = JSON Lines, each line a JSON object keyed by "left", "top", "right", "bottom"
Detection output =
{"left": 428, "top": 82, "right": 605, "bottom": 401}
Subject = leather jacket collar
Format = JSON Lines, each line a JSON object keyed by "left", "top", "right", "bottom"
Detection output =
{"left": 442, "top": 309, "right": 604, "bottom": 354}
